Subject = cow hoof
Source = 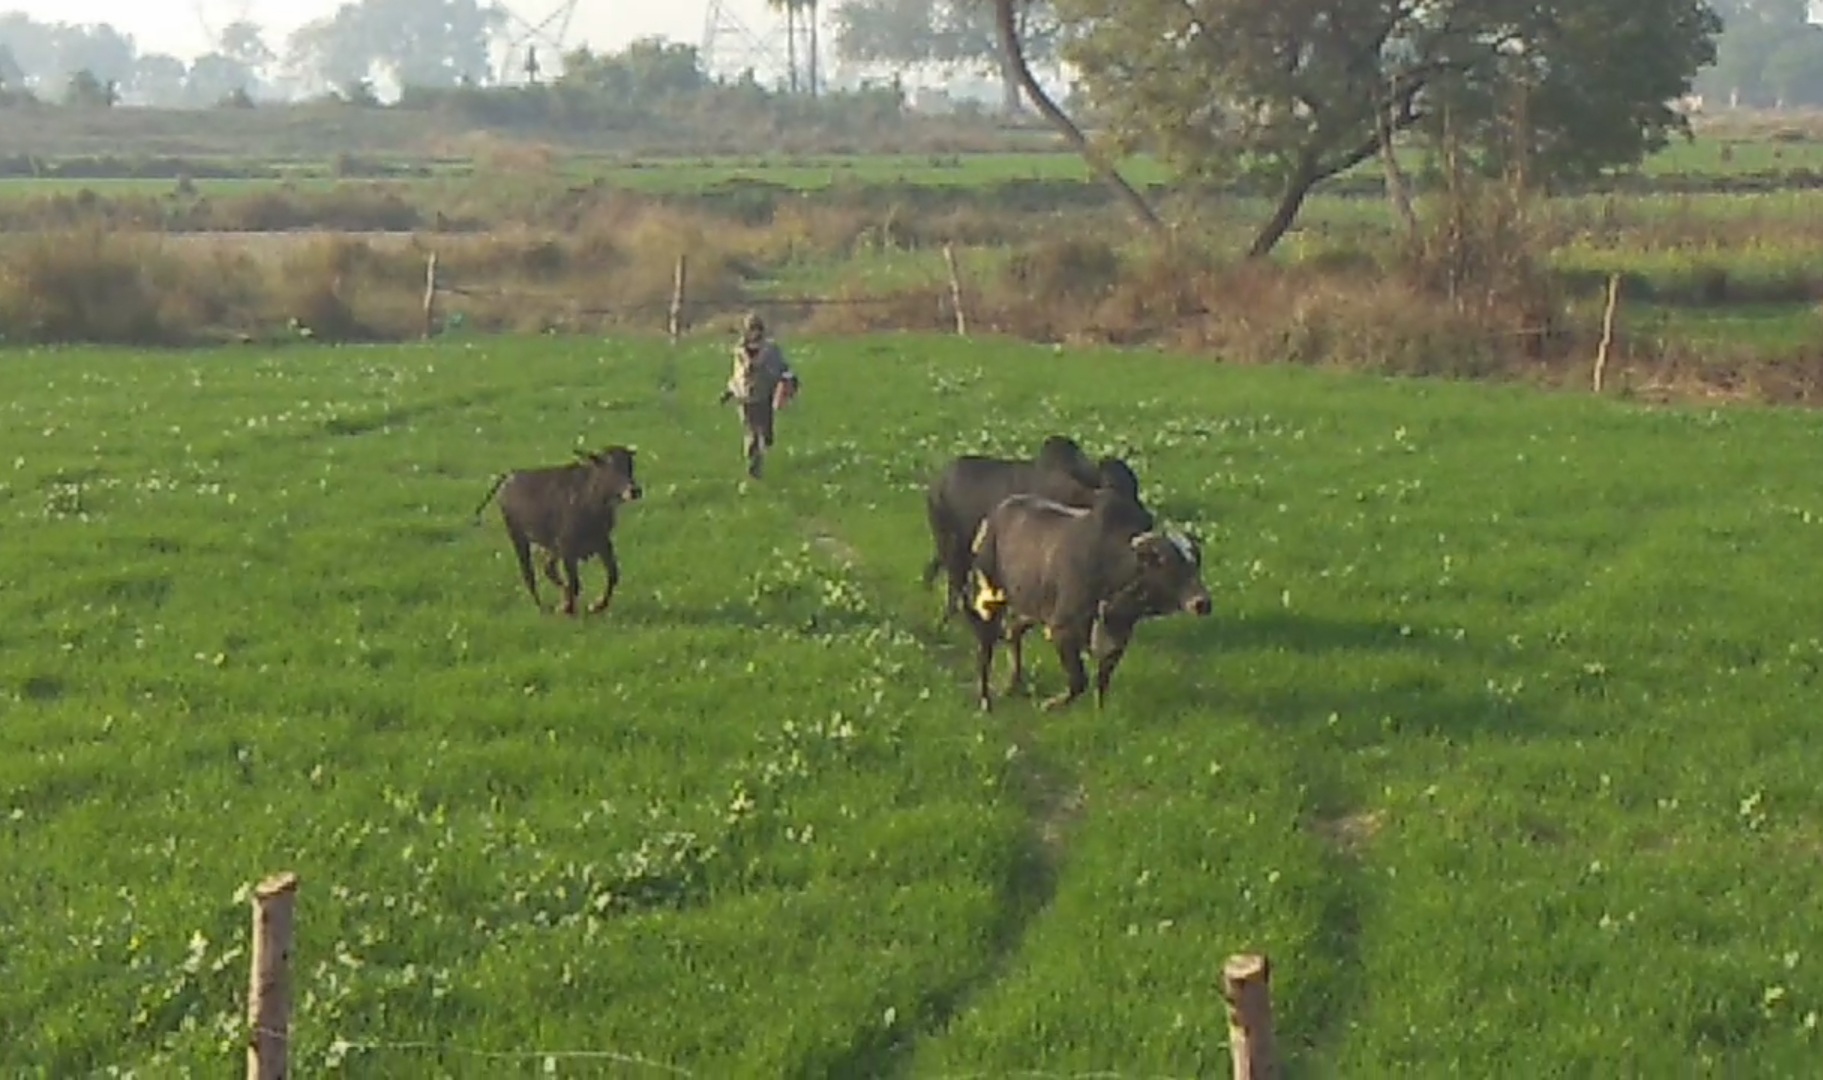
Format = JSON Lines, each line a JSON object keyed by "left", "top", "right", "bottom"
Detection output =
{"left": 978, "top": 696, "right": 993, "bottom": 713}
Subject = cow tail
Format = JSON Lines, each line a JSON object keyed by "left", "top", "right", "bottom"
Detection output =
{"left": 921, "top": 490, "right": 948, "bottom": 590}
{"left": 470, "top": 473, "right": 510, "bottom": 524}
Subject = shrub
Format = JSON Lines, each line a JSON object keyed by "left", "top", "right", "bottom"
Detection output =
{"left": 1001, "top": 236, "right": 1123, "bottom": 302}
{"left": 0, "top": 229, "right": 172, "bottom": 344}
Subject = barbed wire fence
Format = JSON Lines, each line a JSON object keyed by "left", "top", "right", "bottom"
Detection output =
{"left": 241, "top": 871, "right": 1279, "bottom": 1079}
{"left": 417, "top": 243, "right": 976, "bottom": 345}
{"left": 414, "top": 240, "right": 1590, "bottom": 398}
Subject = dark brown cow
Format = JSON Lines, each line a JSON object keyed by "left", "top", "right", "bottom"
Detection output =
{"left": 472, "top": 445, "right": 643, "bottom": 616}
{"left": 965, "top": 489, "right": 1210, "bottom": 712}
{"left": 922, "top": 435, "right": 1153, "bottom": 624}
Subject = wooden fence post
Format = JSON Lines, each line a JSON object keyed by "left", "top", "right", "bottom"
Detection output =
{"left": 247, "top": 872, "right": 299, "bottom": 1080}
{"left": 422, "top": 252, "right": 439, "bottom": 341}
{"left": 1222, "top": 952, "right": 1276, "bottom": 1080}
{"left": 1593, "top": 271, "right": 1621, "bottom": 394}
{"left": 668, "top": 253, "right": 688, "bottom": 343}
{"left": 942, "top": 243, "right": 968, "bottom": 337}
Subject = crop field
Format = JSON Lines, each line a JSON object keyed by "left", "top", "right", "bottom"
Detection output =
{"left": 576, "top": 137, "right": 1823, "bottom": 191}
{"left": 6, "top": 333, "right": 1823, "bottom": 1075}
{"left": 10, "top": 118, "right": 1823, "bottom": 202}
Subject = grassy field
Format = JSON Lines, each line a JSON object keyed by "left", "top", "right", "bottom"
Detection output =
{"left": 8, "top": 119, "right": 1823, "bottom": 204}
{"left": 6, "top": 333, "right": 1823, "bottom": 1074}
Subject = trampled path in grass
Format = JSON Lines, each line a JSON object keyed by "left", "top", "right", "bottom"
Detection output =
{"left": 5, "top": 335, "right": 1823, "bottom": 1075}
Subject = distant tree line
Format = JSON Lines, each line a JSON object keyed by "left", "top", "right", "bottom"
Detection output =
{"left": 0, "top": 0, "right": 849, "bottom": 111}
{"left": 1698, "top": 0, "right": 1823, "bottom": 107}
{"left": 0, "top": 0, "right": 1063, "bottom": 115}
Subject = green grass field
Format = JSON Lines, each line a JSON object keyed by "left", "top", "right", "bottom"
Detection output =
{"left": 6, "top": 121, "right": 1823, "bottom": 205}
{"left": 6, "top": 334, "right": 1823, "bottom": 1075}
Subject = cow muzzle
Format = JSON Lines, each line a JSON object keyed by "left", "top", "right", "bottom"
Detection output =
{"left": 1185, "top": 593, "right": 1212, "bottom": 617}
{"left": 624, "top": 483, "right": 644, "bottom": 502}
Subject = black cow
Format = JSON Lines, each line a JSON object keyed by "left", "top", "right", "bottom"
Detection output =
{"left": 964, "top": 489, "right": 1211, "bottom": 712}
{"left": 472, "top": 445, "right": 643, "bottom": 616}
{"left": 923, "top": 435, "right": 1153, "bottom": 624}
{"left": 1096, "top": 455, "right": 1142, "bottom": 502}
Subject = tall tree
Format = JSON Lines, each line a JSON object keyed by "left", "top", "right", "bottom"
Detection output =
{"left": 53, "top": 24, "right": 136, "bottom": 90}
{"left": 1699, "top": 0, "right": 1813, "bottom": 105}
{"left": 767, "top": 0, "right": 821, "bottom": 93}
{"left": 1762, "top": 26, "right": 1823, "bottom": 105}
{"left": 284, "top": 7, "right": 372, "bottom": 94}
{"left": 1057, "top": 0, "right": 1722, "bottom": 257}
{"left": 0, "top": 44, "right": 23, "bottom": 91}
{"left": 994, "top": 0, "right": 1163, "bottom": 234}
{"left": 63, "top": 68, "right": 117, "bottom": 108}
{"left": 186, "top": 53, "right": 257, "bottom": 106}
{"left": 0, "top": 14, "right": 59, "bottom": 90}
{"left": 560, "top": 39, "right": 707, "bottom": 100}
{"left": 834, "top": 0, "right": 1060, "bottom": 113}
{"left": 286, "top": 0, "right": 505, "bottom": 94}
{"left": 219, "top": 20, "right": 275, "bottom": 84}
{"left": 126, "top": 52, "right": 188, "bottom": 105}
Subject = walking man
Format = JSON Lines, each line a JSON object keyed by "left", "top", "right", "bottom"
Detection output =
{"left": 717, "top": 311, "right": 799, "bottom": 479}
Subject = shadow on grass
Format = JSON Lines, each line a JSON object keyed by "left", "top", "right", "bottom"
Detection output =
{"left": 1274, "top": 751, "right": 1375, "bottom": 1076}
{"left": 1211, "top": 609, "right": 1447, "bottom": 654}
{"left": 811, "top": 714, "right": 1074, "bottom": 1080}
{"left": 1144, "top": 609, "right": 1562, "bottom": 744}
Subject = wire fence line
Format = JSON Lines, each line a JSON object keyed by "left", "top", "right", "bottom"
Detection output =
{"left": 418, "top": 246, "right": 974, "bottom": 340}
{"left": 311, "top": 1032, "right": 1201, "bottom": 1080}
{"left": 242, "top": 872, "right": 1275, "bottom": 1080}
{"left": 316, "top": 1033, "right": 694, "bottom": 1074}
{"left": 270, "top": 1028, "right": 1205, "bottom": 1079}
{"left": 436, "top": 282, "right": 929, "bottom": 309}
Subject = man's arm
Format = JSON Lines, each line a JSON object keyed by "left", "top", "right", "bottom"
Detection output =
{"left": 768, "top": 342, "right": 797, "bottom": 384}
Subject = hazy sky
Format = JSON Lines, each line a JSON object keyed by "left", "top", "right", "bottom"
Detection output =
{"left": 0, "top": 0, "right": 800, "bottom": 62}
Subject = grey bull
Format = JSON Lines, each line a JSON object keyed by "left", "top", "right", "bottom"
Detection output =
{"left": 472, "top": 445, "right": 644, "bottom": 616}
{"left": 964, "top": 489, "right": 1211, "bottom": 712}
{"left": 923, "top": 435, "right": 1154, "bottom": 624}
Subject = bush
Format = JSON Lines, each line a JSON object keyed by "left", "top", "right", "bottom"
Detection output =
{"left": 0, "top": 229, "right": 172, "bottom": 344}
{"left": 1002, "top": 236, "right": 1123, "bottom": 302}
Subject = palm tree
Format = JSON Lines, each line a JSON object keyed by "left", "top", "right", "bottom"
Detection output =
{"left": 768, "top": 0, "right": 819, "bottom": 95}
{"left": 805, "top": 0, "right": 819, "bottom": 97}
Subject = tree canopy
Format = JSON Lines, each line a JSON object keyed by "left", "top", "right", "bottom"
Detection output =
{"left": 1053, "top": 0, "right": 1723, "bottom": 256}
{"left": 285, "top": 0, "right": 505, "bottom": 95}
{"left": 1699, "top": 0, "right": 1823, "bottom": 107}
{"left": 834, "top": 0, "right": 1060, "bottom": 112}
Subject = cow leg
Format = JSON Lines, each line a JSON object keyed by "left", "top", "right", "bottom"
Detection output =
{"left": 559, "top": 555, "right": 582, "bottom": 616}
{"left": 1093, "top": 645, "right": 1130, "bottom": 709}
{"left": 587, "top": 539, "right": 621, "bottom": 615}
{"left": 1041, "top": 635, "right": 1091, "bottom": 712}
{"left": 539, "top": 549, "right": 563, "bottom": 587}
{"left": 1004, "top": 622, "right": 1034, "bottom": 697}
{"left": 508, "top": 527, "right": 544, "bottom": 611}
{"left": 966, "top": 612, "right": 1000, "bottom": 712}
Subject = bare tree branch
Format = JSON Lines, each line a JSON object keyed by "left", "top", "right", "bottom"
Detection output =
{"left": 992, "top": 0, "right": 1168, "bottom": 239}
